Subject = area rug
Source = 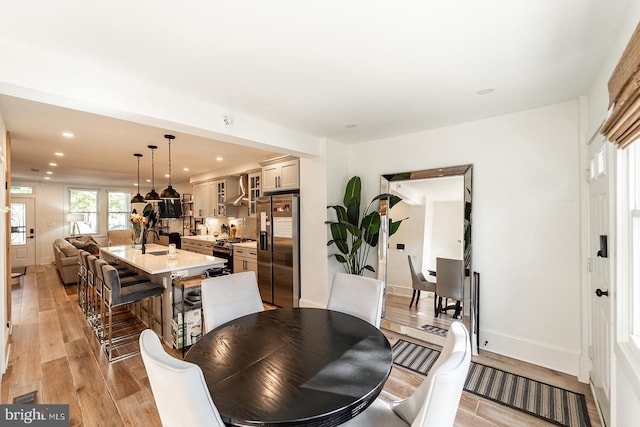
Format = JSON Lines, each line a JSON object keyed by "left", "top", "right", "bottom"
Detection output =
{"left": 419, "top": 324, "right": 448, "bottom": 337}
{"left": 392, "top": 339, "right": 591, "bottom": 427}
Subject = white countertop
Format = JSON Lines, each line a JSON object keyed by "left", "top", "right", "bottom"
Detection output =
{"left": 100, "top": 243, "right": 226, "bottom": 274}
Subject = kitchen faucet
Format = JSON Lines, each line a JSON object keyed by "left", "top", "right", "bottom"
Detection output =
{"left": 141, "top": 228, "right": 160, "bottom": 254}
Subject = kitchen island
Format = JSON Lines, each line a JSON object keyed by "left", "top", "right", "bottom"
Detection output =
{"left": 100, "top": 243, "right": 227, "bottom": 342}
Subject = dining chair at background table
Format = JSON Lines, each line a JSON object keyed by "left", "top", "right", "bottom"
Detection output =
{"left": 341, "top": 321, "right": 471, "bottom": 427}
{"left": 435, "top": 257, "right": 464, "bottom": 318}
{"left": 139, "top": 329, "right": 226, "bottom": 427}
{"left": 407, "top": 255, "right": 437, "bottom": 311}
{"left": 200, "top": 271, "right": 264, "bottom": 333}
{"left": 327, "top": 272, "right": 384, "bottom": 328}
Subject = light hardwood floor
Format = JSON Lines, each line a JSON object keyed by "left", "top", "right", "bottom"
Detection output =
{"left": 1, "top": 265, "right": 601, "bottom": 426}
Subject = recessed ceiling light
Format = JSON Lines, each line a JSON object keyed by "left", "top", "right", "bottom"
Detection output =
{"left": 216, "top": 157, "right": 223, "bottom": 161}
{"left": 44, "top": 176, "right": 50, "bottom": 180}
{"left": 49, "top": 162, "right": 57, "bottom": 167}
{"left": 146, "top": 179, "right": 151, "bottom": 183}
{"left": 345, "top": 124, "right": 357, "bottom": 129}
{"left": 46, "top": 171, "right": 53, "bottom": 175}
{"left": 164, "top": 173, "right": 170, "bottom": 178}
{"left": 54, "top": 152, "right": 64, "bottom": 157}
{"left": 476, "top": 88, "right": 494, "bottom": 95}
{"left": 62, "top": 132, "right": 74, "bottom": 138}
{"left": 134, "top": 183, "right": 139, "bottom": 187}
{"left": 183, "top": 167, "right": 189, "bottom": 172}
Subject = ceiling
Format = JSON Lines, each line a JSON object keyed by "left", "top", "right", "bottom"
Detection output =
{"left": 0, "top": 1, "right": 634, "bottom": 188}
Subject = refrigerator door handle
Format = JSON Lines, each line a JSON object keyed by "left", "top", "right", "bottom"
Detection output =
{"left": 259, "top": 231, "right": 269, "bottom": 251}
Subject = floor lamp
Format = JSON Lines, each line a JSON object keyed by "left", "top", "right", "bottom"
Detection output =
{"left": 66, "top": 213, "right": 84, "bottom": 237}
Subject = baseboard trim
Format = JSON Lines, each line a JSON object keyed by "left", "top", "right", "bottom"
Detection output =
{"left": 480, "top": 328, "right": 581, "bottom": 377}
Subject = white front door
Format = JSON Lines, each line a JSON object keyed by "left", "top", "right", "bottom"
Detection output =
{"left": 10, "top": 197, "right": 36, "bottom": 267}
{"left": 588, "top": 136, "right": 613, "bottom": 425}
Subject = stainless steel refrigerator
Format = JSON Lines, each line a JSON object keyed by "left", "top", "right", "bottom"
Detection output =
{"left": 257, "top": 194, "right": 300, "bottom": 307}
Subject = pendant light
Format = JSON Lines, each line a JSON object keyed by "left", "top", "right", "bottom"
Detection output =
{"left": 145, "top": 144, "right": 161, "bottom": 201}
{"left": 160, "top": 134, "right": 180, "bottom": 200}
{"left": 131, "top": 153, "right": 146, "bottom": 203}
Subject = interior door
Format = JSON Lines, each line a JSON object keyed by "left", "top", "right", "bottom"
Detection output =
{"left": 588, "top": 136, "right": 612, "bottom": 425}
{"left": 10, "top": 197, "right": 36, "bottom": 267}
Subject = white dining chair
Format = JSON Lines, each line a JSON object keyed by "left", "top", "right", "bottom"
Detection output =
{"left": 341, "top": 321, "right": 471, "bottom": 427}
{"left": 139, "top": 329, "right": 225, "bottom": 427}
{"left": 327, "top": 272, "right": 384, "bottom": 328}
{"left": 200, "top": 271, "right": 264, "bottom": 333}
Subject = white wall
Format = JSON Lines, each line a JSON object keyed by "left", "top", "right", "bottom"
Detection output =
{"left": 430, "top": 201, "right": 464, "bottom": 262}
{"left": 349, "top": 100, "right": 583, "bottom": 375}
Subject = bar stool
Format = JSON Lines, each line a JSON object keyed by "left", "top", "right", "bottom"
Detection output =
{"left": 94, "top": 259, "right": 150, "bottom": 342}
{"left": 85, "top": 255, "right": 99, "bottom": 325}
{"left": 77, "top": 250, "right": 91, "bottom": 315}
{"left": 101, "top": 264, "right": 164, "bottom": 362}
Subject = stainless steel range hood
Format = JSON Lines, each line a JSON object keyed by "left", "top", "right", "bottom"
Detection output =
{"left": 223, "top": 174, "right": 249, "bottom": 206}
{"left": 222, "top": 174, "right": 249, "bottom": 217}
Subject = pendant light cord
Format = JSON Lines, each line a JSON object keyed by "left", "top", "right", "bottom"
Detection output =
{"left": 167, "top": 137, "right": 172, "bottom": 186}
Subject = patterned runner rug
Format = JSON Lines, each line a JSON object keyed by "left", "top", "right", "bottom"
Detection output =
{"left": 419, "top": 324, "right": 448, "bottom": 337}
{"left": 392, "top": 339, "right": 591, "bottom": 427}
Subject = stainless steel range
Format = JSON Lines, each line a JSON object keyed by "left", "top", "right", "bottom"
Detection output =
{"left": 212, "top": 238, "right": 252, "bottom": 273}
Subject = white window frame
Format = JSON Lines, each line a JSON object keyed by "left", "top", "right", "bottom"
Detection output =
{"left": 615, "top": 143, "right": 640, "bottom": 397}
{"left": 68, "top": 188, "right": 99, "bottom": 235}
{"left": 107, "top": 191, "right": 132, "bottom": 231}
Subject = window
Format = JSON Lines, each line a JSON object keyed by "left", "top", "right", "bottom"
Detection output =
{"left": 10, "top": 202, "right": 26, "bottom": 244}
{"left": 69, "top": 189, "right": 98, "bottom": 234}
{"left": 108, "top": 191, "right": 131, "bottom": 230}
{"left": 10, "top": 185, "right": 33, "bottom": 194}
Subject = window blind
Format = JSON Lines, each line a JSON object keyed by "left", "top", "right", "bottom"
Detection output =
{"left": 602, "top": 22, "right": 640, "bottom": 149}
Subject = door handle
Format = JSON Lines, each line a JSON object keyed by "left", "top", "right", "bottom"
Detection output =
{"left": 595, "top": 289, "right": 609, "bottom": 297}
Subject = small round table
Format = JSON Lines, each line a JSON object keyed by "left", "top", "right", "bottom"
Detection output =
{"left": 185, "top": 307, "right": 393, "bottom": 427}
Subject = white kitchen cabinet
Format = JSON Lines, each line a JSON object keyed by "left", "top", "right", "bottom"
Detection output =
{"left": 248, "top": 169, "right": 261, "bottom": 217}
{"left": 193, "top": 182, "right": 211, "bottom": 218}
{"left": 212, "top": 178, "right": 225, "bottom": 217}
{"left": 233, "top": 245, "right": 257, "bottom": 275}
{"left": 261, "top": 156, "right": 299, "bottom": 193}
{"left": 181, "top": 237, "right": 215, "bottom": 255}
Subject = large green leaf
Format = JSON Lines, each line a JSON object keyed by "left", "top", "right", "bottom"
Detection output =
{"left": 343, "top": 176, "right": 361, "bottom": 207}
{"left": 346, "top": 196, "right": 360, "bottom": 227}
{"left": 340, "top": 219, "right": 361, "bottom": 238}
{"left": 333, "top": 254, "right": 347, "bottom": 264}
{"left": 327, "top": 204, "right": 348, "bottom": 222}
{"left": 389, "top": 218, "right": 405, "bottom": 236}
{"left": 371, "top": 193, "right": 402, "bottom": 209}
{"left": 361, "top": 211, "right": 381, "bottom": 245}
{"left": 351, "top": 238, "right": 363, "bottom": 254}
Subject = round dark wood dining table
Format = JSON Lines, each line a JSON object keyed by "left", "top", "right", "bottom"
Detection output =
{"left": 184, "top": 307, "right": 393, "bottom": 427}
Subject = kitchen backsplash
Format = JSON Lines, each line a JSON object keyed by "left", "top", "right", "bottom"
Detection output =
{"left": 203, "top": 216, "right": 258, "bottom": 240}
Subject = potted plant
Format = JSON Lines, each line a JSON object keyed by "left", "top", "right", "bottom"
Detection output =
{"left": 327, "top": 176, "right": 404, "bottom": 276}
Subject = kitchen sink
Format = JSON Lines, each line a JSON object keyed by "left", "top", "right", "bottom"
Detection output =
{"left": 147, "top": 250, "right": 169, "bottom": 256}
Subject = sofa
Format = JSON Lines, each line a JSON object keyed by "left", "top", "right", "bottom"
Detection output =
{"left": 52, "top": 238, "right": 79, "bottom": 285}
